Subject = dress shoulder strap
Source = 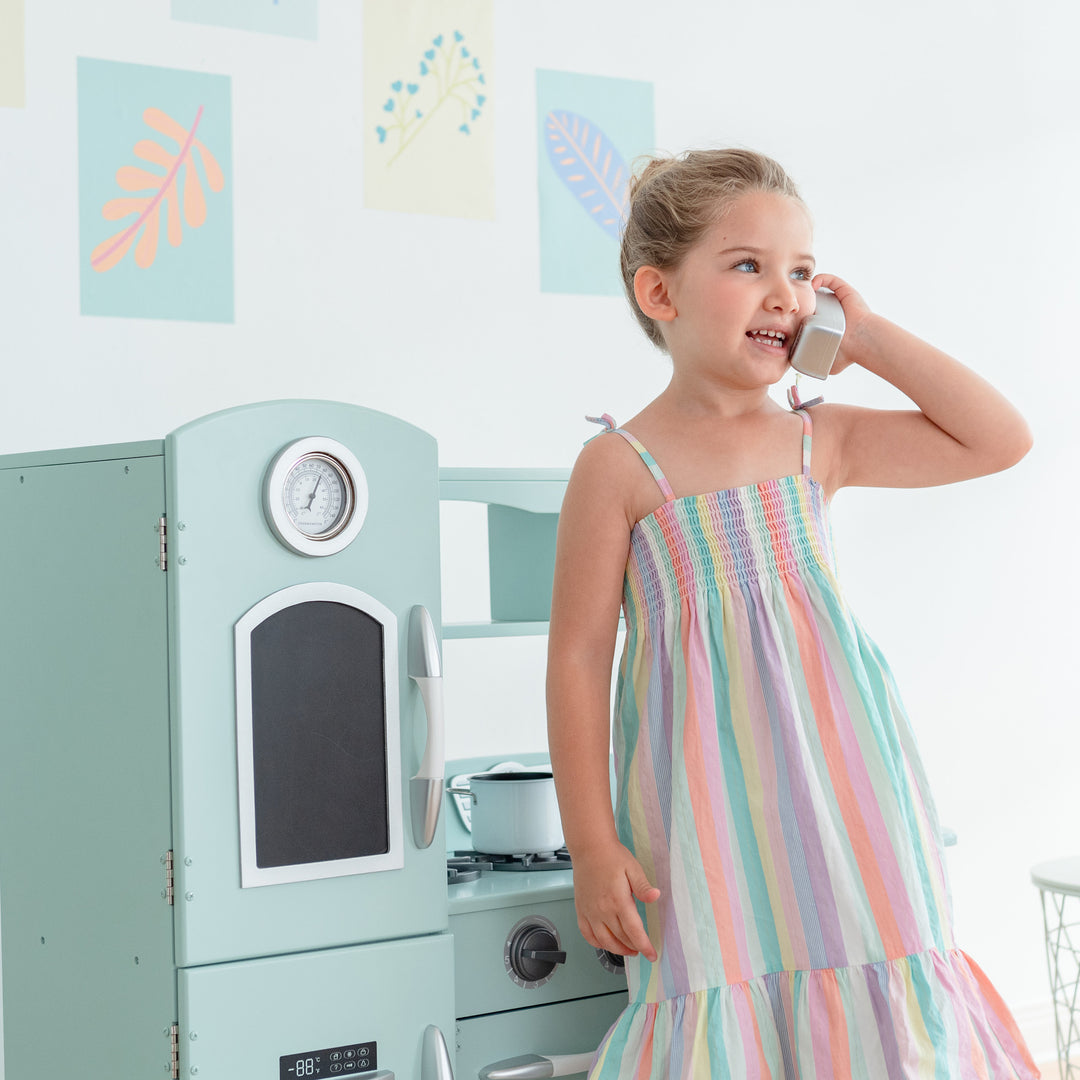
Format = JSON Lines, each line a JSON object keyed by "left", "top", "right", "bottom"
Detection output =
{"left": 786, "top": 384, "right": 821, "bottom": 476}
{"left": 585, "top": 414, "right": 676, "bottom": 502}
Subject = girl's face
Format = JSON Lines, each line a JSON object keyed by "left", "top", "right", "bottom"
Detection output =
{"left": 660, "top": 190, "right": 816, "bottom": 388}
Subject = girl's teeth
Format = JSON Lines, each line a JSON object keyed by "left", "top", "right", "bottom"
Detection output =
{"left": 749, "top": 330, "right": 785, "bottom": 347}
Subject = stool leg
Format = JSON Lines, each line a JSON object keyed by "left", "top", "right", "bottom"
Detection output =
{"left": 1042, "top": 887, "right": 1080, "bottom": 1078}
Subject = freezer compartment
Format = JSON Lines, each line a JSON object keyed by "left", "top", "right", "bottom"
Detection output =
{"left": 455, "top": 994, "right": 626, "bottom": 1080}
{"left": 178, "top": 933, "right": 455, "bottom": 1079}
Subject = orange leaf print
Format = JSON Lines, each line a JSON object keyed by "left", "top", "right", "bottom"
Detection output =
{"left": 90, "top": 105, "right": 225, "bottom": 273}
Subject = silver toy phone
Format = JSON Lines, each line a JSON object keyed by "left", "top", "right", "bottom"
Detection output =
{"left": 789, "top": 290, "right": 845, "bottom": 380}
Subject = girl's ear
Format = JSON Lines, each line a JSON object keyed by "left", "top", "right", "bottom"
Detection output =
{"left": 633, "top": 266, "right": 677, "bottom": 323}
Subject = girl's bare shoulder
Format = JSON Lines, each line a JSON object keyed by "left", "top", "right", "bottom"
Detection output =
{"left": 565, "top": 426, "right": 664, "bottom": 530}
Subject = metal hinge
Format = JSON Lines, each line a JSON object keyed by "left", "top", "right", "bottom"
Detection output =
{"left": 157, "top": 516, "right": 167, "bottom": 572}
{"left": 170, "top": 1023, "right": 180, "bottom": 1079}
{"left": 164, "top": 850, "right": 174, "bottom": 905}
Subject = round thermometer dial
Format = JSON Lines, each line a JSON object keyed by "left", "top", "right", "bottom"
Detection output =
{"left": 283, "top": 453, "right": 351, "bottom": 538}
{"left": 265, "top": 438, "right": 368, "bottom": 556}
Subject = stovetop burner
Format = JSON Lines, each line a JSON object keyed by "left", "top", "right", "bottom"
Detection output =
{"left": 446, "top": 848, "right": 572, "bottom": 884}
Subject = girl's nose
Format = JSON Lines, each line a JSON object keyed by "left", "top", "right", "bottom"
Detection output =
{"left": 766, "top": 276, "right": 800, "bottom": 313}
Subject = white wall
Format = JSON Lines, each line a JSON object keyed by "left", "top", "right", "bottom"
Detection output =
{"left": 2, "top": 0, "right": 1077, "bottom": 1062}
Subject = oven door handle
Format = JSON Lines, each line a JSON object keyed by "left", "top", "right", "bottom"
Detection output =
{"left": 422, "top": 1025, "right": 455, "bottom": 1080}
{"left": 408, "top": 605, "right": 444, "bottom": 850}
{"left": 479, "top": 1052, "right": 596, "bottom": 1079}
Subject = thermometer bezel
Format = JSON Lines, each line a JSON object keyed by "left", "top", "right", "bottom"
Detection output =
{"left": 264, "top": 437, "right": 369, "bottom": 557}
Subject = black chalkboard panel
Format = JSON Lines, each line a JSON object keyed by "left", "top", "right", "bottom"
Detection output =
{"left": 249, "top": 600, "right": 389, "bottom": 869}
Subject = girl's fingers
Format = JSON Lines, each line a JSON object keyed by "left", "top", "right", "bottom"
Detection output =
{"left": 614, "top": 912, "right": 658, "bottom": 962}
{"left": 630, "top": 875, "right": 662, "bottom": 904}
{"left": 811, "top": 273, "right": 869, "bottom": 315}
{"left": 585, "top": 906, "right": 657, "bottom": 961}
{"left": 584, "top": 917, "right": 629, "bottom": 955}
{"left": 808, "top": 273, "right": 872, "bottom": 376}
{"left": 812, "top": 271, "right": 851, "bottom": 295}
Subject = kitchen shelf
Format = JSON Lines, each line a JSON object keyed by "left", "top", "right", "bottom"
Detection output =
{"left": 439, "top": 468, "right": 569, "bottom": 513}
{"left": 442, "top": 620, "right": 554, "bottom": 640}
{"left": 439, "top": 467, "right": 570, "bottom": 639}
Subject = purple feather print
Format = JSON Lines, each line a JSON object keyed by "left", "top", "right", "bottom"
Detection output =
{"left": 544, "top": 110, "right": 628, "bottom": 240}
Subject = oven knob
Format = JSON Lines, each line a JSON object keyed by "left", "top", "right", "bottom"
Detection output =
{"left": 504, "top": 915, "right": 566, "bottom": 989}
{"left": 596, "top": 948, "right": 626, "bottom": 976}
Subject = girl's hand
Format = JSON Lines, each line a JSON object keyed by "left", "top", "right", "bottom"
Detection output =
{"left": 810, "top": 272, "right": 872, "bottom": 375}
{"left": 804, "top": 272, "right": 1031, "bottom": 492}
{"left": 571, "top": 842, "right": 661, "bottom": 961}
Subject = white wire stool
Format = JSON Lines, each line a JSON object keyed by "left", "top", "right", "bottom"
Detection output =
{"left": 1033, "top": 858, "right": 1080, "bottom": 1079}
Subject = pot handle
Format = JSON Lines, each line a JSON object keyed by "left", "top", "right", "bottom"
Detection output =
{"left": 447, "top": 786, "right": 477, "bottom": 803}
{"left": 408, "top": 606, "right": 444, "bottom": 850}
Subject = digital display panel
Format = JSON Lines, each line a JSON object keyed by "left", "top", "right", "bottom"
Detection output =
{"left": 280, "top": 1041, "right": 377, "bottom": 1079}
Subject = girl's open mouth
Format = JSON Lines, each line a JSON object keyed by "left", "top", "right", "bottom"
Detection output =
{"left": 747, "top": 329, "right": 788, "bottom": 349}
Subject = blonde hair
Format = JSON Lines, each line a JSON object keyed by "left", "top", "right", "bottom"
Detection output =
{"left": 620, "top": 148, "right": 805, "bottom": 351}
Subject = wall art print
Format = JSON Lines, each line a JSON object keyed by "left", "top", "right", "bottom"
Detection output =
{"left": 0, "top": 0, "right": 25, "bottom": 108}
{"left": 364, "top": 0, "right": 494, "bottom": 220}
{"left": 536, "top": 69, "right": 654, "bottom": 297}
{"left": 78, "top": 58, "right": 234, "bottom": 323}
{"left": 171, "top": 0, "right": 317, "bottom": 40}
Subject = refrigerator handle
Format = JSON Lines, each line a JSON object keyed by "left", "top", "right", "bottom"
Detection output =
{"left": 421, "top": 1025, "right": 455, "bottom": 1080}
{"left": 408, "top": 605, "right": 444, "bottom": 850}
{"left": 479, "top": 1052, "right": 596, "bottom": 1079}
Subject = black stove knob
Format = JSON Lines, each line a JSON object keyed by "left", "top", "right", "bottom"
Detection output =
{"left": 596, "top": 948, "right": 626, "bottom": 975}
{"left": 504, "top": 915, "right": 565, "bottom": 989}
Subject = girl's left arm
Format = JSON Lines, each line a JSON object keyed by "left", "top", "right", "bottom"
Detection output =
{"left": 812, "top": 273, "right": 1033, "bottom": 492}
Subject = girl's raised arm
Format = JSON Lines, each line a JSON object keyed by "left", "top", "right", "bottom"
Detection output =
{"left": 811, "top": 274, "right": 1032, "bottom": 493}
{"left": 546, "top": 435, "right": 661, "bottom": 960}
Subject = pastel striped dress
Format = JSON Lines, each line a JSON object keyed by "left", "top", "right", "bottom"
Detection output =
{"left": 586, "top": 405, "right": 1038, "bottom": 1080}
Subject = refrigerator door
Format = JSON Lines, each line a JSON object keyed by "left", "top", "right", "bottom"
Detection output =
{"left": 178, "top": 933, "right": 455, "bottom": 1080}
{"left": 0, "top": 446, "right": 175, "bottom": 1079}
{"left": 166, "top": 401, "right": 445, "bottom": 967}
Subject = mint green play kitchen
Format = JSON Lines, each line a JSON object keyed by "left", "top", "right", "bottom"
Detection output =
{"left": 0, "top": 400, "right": 624, "bottom": 1080}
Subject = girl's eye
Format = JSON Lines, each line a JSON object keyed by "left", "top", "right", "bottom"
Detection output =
{"left": 734, "top": 259, "right": 758, "bottom": 273}
{"left": 791, "top": 266, "right": 814, "bottom": 281}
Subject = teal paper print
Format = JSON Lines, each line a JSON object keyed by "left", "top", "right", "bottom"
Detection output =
{"left": 536, "top": 70, "right": 654, "bottom": 297}
{"left": 78, "top": 58, "right": 234, "bottom": 323}
{"left": 171, "top": 0, "right": 317, "bottom": 40}
{"left": 374, "top": 30, "right": 487, "bottom": 165}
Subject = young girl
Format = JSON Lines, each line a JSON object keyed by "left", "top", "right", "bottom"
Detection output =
{"left": 546, "top": 149, "right": 1038, "bottom": 1079}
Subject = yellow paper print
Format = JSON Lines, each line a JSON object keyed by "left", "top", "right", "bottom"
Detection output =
{"left": 0, "top": 0, "right": 26, "bottom": 108}
{"left": 374, "top": 30, "right": 487, "bottom": 166}
{"left": 364, "top": 0, "right": 494, "bottom": 220}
